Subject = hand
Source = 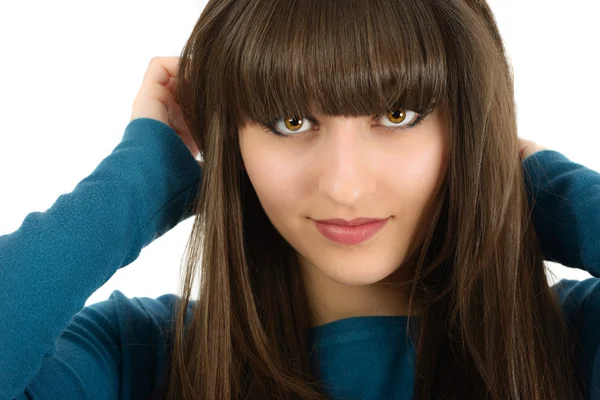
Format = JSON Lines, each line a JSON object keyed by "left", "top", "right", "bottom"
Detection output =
{"left": 518, "top": 138, "right": 548, "bottom": 162}
{"left": 131, "top": 56, "right": 199, "bottom": 160}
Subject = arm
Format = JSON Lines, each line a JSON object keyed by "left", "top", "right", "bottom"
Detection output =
{"left": 522, "top": 150, "right": 600, "bottom": 276}
{"left": 523, "top": 150, "right": 600, "bottom": 399}
{"left": 0, "top": 118, "right": 201, "bottom": 399}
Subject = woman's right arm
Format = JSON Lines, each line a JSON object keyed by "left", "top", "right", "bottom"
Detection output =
{"left": 0, "top": 118, "right": 201, "bottom": 399}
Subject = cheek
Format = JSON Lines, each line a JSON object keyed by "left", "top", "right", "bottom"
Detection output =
{"left": 242, "top": 147, "right": 302, "bottom": 214}
{"left": 387, "top": 144, "right": 446, "bottom": 201}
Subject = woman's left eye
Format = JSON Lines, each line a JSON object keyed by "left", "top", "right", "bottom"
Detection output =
{"left": 259, "top": 109, "right": 427, "bottom": 138}
{"left": 377, "top": 109, "right": 422, "bottom": 130}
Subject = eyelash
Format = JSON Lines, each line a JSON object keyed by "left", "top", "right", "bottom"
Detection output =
{"left": 259, "top": 110, "right": 430, "bottom": 138}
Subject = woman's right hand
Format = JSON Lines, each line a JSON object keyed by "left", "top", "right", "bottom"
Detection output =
{"left": 130, "top": 56, "right": 200, "bottom": 160}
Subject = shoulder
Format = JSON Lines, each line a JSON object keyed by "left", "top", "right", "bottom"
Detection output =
{"left": 30, "top": 290, "right": 197, "bottom": 398}
{"left": 81, "top": 290, "right": 196, "bottom": 338}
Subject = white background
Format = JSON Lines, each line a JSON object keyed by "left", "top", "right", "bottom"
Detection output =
{"left": 0, "top": 1, "right": 598, "bottom": 307}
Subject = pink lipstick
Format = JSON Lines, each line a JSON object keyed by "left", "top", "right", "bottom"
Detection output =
{"left": 312, "top": 217, "right": 389, "bottom": 245}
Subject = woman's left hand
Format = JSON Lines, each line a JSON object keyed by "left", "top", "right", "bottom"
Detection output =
{"left": 518, "top": 138, "right": 548, "bottom": 162}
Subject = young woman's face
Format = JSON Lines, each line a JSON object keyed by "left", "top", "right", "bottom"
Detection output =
{"left": 238, "top": 107, "right": 450, "bottom": 289}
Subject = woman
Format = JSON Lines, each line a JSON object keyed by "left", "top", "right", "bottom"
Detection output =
{"left": 1, "top": 0, "right": 597, "bottom": 399}
{"left": 163, "top": 0, "right": 594, "bottom": 398}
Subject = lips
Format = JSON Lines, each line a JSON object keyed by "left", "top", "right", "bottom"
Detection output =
{"left": 313, "top": 217, "right": 387, "bottom": 227}
{"left": 312, "top": 217, "right": 390, "bottom": 245}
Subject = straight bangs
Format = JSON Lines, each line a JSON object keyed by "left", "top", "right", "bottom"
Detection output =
{"left": 223, "top": 0, "right": 450, "bottom": 130}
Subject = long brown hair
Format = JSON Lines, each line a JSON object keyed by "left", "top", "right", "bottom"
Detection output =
{"left": 150, "top": 0, "right": 585, "bottom": 398}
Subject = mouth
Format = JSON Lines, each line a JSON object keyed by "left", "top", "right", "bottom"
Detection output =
{"left": 312, "top": 217, "right": 390, "bottom": 245}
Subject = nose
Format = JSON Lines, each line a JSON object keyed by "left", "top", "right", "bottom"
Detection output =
{"left": 317, "top": 120, "right": 376, "bottom": 205}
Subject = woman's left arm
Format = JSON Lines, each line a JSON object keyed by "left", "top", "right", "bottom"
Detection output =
{"left": 522, "top": 144, "right": 600, "bottom": 277}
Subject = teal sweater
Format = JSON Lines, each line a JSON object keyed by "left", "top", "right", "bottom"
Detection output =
{"left": 1, "top": 118, "right": 599, "bottom": 399}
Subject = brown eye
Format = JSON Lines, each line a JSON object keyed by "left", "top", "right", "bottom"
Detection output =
{"left": 378, "top": 109, "right": 419, "bottom": 129}
{"left": 260, "top": 115, "right": 316, "bottom": 137}
{"left": 386, "top": 109, "right": 407, "bottom": 124}
{"left": 284, "top": 116, "right": 305, "bottom": 132}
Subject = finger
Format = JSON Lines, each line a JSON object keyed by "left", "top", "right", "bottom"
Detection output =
{"left": 165, "top": 76, "right": 176, "bottom": 94}
{"left": 154, "top": 56, "right": 181, "bottom": 80}
{"left": 136, "top": 67, "right": 177, "bottom": 111}
{"left": 141, "top": 56, "right": 180, "bottom": 89}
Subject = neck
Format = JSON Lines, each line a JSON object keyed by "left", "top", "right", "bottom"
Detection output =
{"left": 299, "top": 254, "right": 421, "bottom": 328}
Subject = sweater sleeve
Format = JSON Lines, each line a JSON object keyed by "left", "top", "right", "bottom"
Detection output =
{"left": 0, "top": 118, "right": 202, "bottom": 399}
{"left": 17, "top": 289, "right": 194, "bottom": 400}
{"left": 522, "top": 149, "right": 600, "bottom": 274}
{"left": 522, "top": 150, "right": 600, "bottom": 398}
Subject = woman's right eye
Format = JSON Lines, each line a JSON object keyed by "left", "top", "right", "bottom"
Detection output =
{"left": 259, "top": 115, "right": 317, "bottom": 137}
